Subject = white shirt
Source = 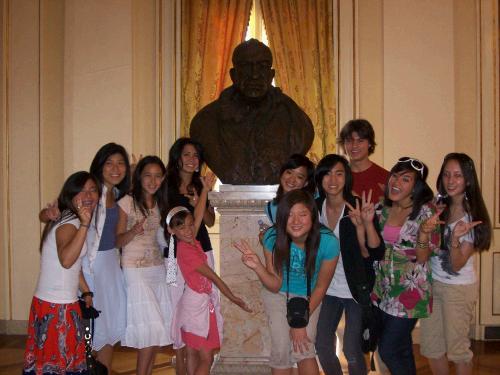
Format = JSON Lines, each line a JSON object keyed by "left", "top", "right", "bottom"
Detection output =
{"left": 320, "top": 201, "right": 353, "bottom": 299}
{"left": 35, "top": 217, "right": 87, "bottom": 303}
{"left": 431, "top": 214, "right": 476, "bottom": 285}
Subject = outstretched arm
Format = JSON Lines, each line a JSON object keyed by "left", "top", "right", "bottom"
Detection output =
{"left": 193, "top": 172, "right": 216, "bottom": 236}
{"left": 233, "top": 240, "right": 283, "bottom": 293}
{"left": 39, "top": 199, "right": 61, "bottom": 223}
{"left": 449, "top": 220, "right": 481, "bottom": 272}
{"left": 195, "top": 263, "right": 251, "bottom": 312}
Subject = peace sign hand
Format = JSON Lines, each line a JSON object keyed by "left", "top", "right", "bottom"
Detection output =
{"left": 360, "top": 190, "right": 375, "bottom": 224}
{"left": 419, "top": 210, "right": 445, "bottom": 235}
{"left": 233, "top": 240, "right": 263, "bottom": 270}
{"left": 345, "top": 199, "right": 363, "bottom": 227}
{"left": 452, "top": 220, "right": 481, "bottom": 240}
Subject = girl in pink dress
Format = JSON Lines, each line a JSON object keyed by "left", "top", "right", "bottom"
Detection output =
{"left": 167, "top": 173, "right": 250, "bottom": 375}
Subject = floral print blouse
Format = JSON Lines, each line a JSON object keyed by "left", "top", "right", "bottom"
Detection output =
{"left": 371, "top": 203, "right": 440, "bottom": 319}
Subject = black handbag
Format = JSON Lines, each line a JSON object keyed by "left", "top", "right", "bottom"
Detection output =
{"left": 285, "top": 255, "right": 311, "bottom": 329}
{"left": 83, "top": 314, "right": 108, "bottom": 375}
{"left": 79, "top": 299, "right": 101, "bottom": 320}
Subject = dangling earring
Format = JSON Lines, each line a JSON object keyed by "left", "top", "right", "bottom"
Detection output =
{"left": 195, "top": 167, "right": 199, "bottom": 172}
{"left": 464, "top": 192, "right": 469, "bottom": 201}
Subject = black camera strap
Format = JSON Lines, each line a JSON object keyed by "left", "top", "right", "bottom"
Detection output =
{"left": 286, "top": 249, "right": 311, "bottom": 301}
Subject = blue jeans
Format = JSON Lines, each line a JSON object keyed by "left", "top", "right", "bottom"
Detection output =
{"left": 378, "top": 309, "right": 418, "bottom": 375}
{"left": 315, "top": 296, "right": 367, "bottom": 375}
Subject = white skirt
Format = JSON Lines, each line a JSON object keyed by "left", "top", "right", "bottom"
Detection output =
{"left": 83, "top": 249, "right": 126, "bottom": 351}
{"left": 123, "top": 265, "right": 173, "bottom": 349}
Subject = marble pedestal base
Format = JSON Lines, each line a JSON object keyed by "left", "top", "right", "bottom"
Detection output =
{"left": 208, "top": 185, "right": 277, "bottom": 374}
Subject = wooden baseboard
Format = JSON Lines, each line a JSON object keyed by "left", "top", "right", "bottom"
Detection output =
{"left": 0, "top": 320, "right": 27, "bottom": 334}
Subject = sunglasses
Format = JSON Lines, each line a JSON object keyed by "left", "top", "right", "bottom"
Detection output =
{"left": 397, "top": 157, "right": 424, "bottom": 178}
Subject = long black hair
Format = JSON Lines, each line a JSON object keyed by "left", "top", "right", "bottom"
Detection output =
{"left": 165, "top": 138, "right": 205, "bottom": 207}
{"left": 131, "top": 156, "right": 166, "bottom": 218}
{"left": 274, "top": 154, "right": 316, "bottom": 203}
{"left": 273, "top": 190, "right": 321, "bottom": 277}
{"left": 315, "top": 154, "right": 355, "bottom": 201}
{"left": 89, "top": 142, "right": 131, "bottom": 199}
{"left": 40, "top": 171, "right": 100, "bottom": 251}
{"left": 383, "top": 157, "right": 434, "bottom": 220}
{"left": 436, "top": 153, "right": 491, "bottom": 250}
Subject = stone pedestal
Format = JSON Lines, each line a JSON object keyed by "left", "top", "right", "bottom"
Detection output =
{"left": 209, "top": 185, "right": 277, "bottom": 374}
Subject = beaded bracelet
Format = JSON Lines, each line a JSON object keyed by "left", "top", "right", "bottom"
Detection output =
{"left": 416, "top": 240, "right": 429, "bottom": 249}
{"left": 81, "top": 291, "right": 94, "bottom": 298}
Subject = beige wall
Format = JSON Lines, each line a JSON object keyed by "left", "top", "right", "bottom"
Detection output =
{"left": 1, "top": 0, "right": 498, "bottom": 335}
{"left": 63, "top": 0, "right": 134, "bottom": 174}
{"left": 0, "top": 0, "right": 158, "bottom": 329}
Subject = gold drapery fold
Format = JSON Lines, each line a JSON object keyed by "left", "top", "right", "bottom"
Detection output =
{"left": 259, "top": 0, "right": 336, "bottom": 161}
{"left": 181, "top": 0, "right": 253, "bottom": 136}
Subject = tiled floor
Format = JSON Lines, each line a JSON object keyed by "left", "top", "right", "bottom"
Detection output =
{"left": 2, "top": 335, "right": 500, "bottom": 374}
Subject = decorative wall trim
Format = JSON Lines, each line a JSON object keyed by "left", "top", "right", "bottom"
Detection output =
{"left": 0, "top": 319, "right": 27, "bottom": 335}
{"left": 159, "top": 0, "right": 181, "bottom": 160}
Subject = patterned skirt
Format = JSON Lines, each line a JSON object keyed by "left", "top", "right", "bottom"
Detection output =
{"left": 22, "top": 296, "right": 88, "bottom": 375}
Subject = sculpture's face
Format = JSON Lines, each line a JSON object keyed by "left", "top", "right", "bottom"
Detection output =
{"left": 230, "top": 46, "right": 275, "bottom": 100}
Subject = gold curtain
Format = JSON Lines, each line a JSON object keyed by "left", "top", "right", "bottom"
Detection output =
{"left": 259, "top": 0, "right": 336, "bottom": 161}
{"left": 181, "top": 0, "right": 253, "bottom": 136}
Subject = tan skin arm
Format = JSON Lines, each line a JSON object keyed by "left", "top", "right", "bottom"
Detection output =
{"left": 307, "top": 258, "right": 337, "bottom": 314}
{"left": 290, "top": 257, "right": 337, "bottom": 354}
{"left": 55, "top": 200, "right": 92, "bottom": 269}
{"left": 192, "top": 173, "right": 216, "bottom": 236}
{"left": 195, "top": 263, "right": 251, "bottom": 312}
{"left": 39, "top": 199, "right": 61, "bottom": 223}
{"left": 416, "top": 211, "right": 444, "bottom": 263}
{"left": 449, "top": 220, "right": 481, "bottom": 272}
{"left": 234, "top": 240, "right": 283, "bottom": 293}
{"left": 203, "top": 206, "right": 216, "bottom": 227}
{"left": 56, "top": 224, "right": 89, "bottom": 269}
{"left": 186, "top": 185, "right": 216, "bottom": 227}
{"left": 79, "top": 271, "right": 93, "bottom": 307}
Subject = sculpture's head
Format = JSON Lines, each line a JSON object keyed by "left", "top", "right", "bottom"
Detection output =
{"left": 230, "top": 39, "right": 275, "bottom": 100}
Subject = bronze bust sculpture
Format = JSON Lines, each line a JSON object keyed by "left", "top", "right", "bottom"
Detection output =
{"left": 190, "top": 39, "right": 314, "bottom": 185}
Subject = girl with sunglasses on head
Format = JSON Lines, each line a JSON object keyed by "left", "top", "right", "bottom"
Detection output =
{"left": 371, "top": 157, "right": 442, "bottom": 375}
{"left": 235, "top": 189, "right": 339, "bottom": 375}
{"left": 420, "top": 153, "right": 491, "bottom": 375}
{"left": 314, "top": 154, "right": 385, "bottom": 375}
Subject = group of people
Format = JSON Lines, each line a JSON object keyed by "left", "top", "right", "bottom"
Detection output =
{"left": 237, "top": 119, "right": 491, "bottom": 375}
{"left": 22, "top": 118, "right": 491, "bottom": 375}
{"left": 23, "top": 139, "right": 249, "bottom": 375}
